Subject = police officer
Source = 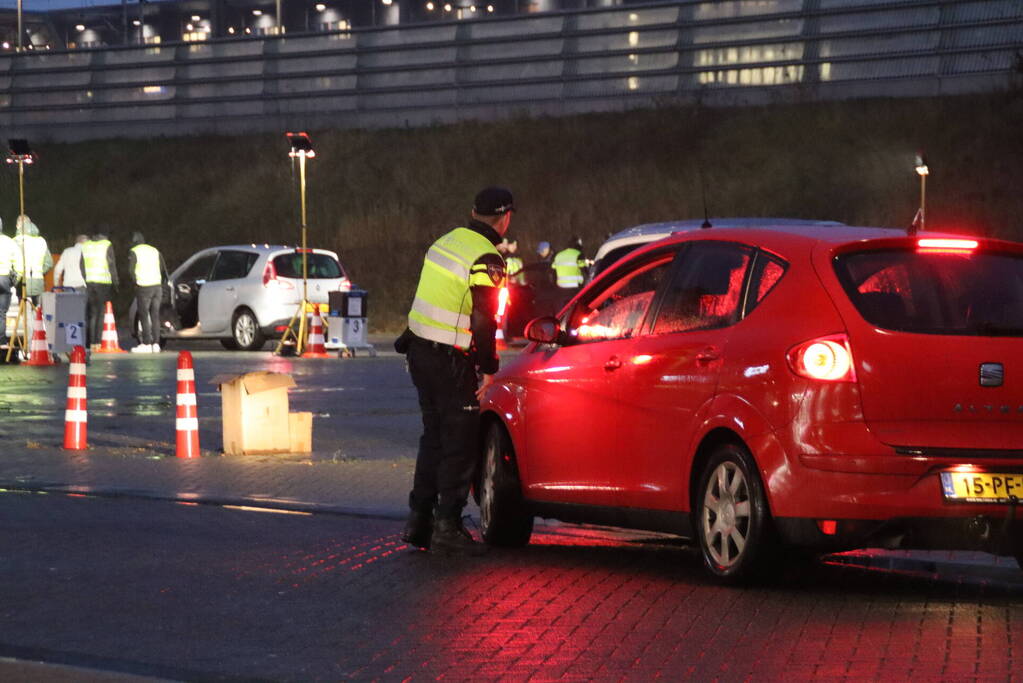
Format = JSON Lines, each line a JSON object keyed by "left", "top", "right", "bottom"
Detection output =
{"left": 396, "top": 186, "right": 513, "bottom": 555}
{"left": 128, "top": 232, "right": 168, "bottom": 353}
{"left": 80, "top": 227, "right": 119, "bottom": 350}
{"left": 0, "top": 219, "right": 15, "bottom": 347}
{"left": 553, "top": 235, "right": 587, "bottom": 288}
{"left": 504, "top": 237, "right": 524, "bottom": 286}
{"left": 13, "top": 215, "right": 53, "bottom": 306}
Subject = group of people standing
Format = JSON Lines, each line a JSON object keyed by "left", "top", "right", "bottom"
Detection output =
{"left": 496, "top": 235, "right": 590, "bottom": 290}
{"left": 0, "top": 218, "right": 167, "bottom": 353}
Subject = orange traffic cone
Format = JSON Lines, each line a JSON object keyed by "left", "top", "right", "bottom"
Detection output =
{"left": 175, "top": 351, "right": 200, "bottom": 458}
{"left": 63, "top": 345, "right": 88, "bottom": 450}
{"left": 24, "top": 306, "right": 57, "bottom": 366}
{"left": 301, "top": 306, "right": 330, "bottom": 358}
{"left": 95, "top": 301, "right": 126, "bottom": 353}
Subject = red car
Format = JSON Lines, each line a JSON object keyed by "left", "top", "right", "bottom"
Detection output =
{"left": 478, "top": 224, "right": 1023, "bottom": 581}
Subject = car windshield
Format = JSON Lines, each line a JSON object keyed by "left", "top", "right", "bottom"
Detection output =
{"left": 835, "top": 248, "right": 1023, "bottom": 336}
{"left": 273, "top": 252, "right": 344, "bottom": 279}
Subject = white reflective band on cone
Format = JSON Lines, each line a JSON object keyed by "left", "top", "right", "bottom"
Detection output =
{"left": 176, "top": 393, "right": 197, "bottom": 406}
{"left": 177, "top": 369, "right": 195, "bottom": 381}
{"left": 64, "top": 409, "right": 88, "bottom": 423}
{"left": 70, "top": 363, "right": 86, "bottom": 375}
{"left": 176, "top": 417, "right": 199, "bottom": 431}
{"left": 66, "top": 387, "right": 87, "bottom": 399}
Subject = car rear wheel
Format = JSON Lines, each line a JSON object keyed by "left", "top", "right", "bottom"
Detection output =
{"left": 480, "top": 422, "right": 533, "bottom": 547}
{"left": 696, "top": 443, "right": 778, "bottom": 582}
{"left": 232, "top": 309, "right": 265, "bottom": 351}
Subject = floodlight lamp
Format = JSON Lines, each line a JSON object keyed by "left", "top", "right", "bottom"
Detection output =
{"left": 8, "top": 139, "right": 33, "bottom": 162}
{"left": 286, "top": 132, "right": 315, "bottom": 159}
{"left": 75, "top": 24, "right": 86, "bottom": 31}
{"left": 914, "top": 153, "right": 929, "bottom": 177}
{"left": 315, "top": 3, "right": 326, "bottom": 10}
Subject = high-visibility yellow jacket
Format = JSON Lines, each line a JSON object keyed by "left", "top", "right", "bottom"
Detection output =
{"left": 408, "top": 226, "right": 504, "bottom": 351}
{"left": 130, "top": 243, "right": 162, "bottom": 287}
{"left": 553, "top": 247, "right": 585, "bottom": 288}
{"left": 82, "top": 239, "right": 114, "bottom": 285}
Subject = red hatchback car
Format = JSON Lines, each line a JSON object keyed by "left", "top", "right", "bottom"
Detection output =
{"left": 478, "top": 224, "right": 1023, "bottom": 581}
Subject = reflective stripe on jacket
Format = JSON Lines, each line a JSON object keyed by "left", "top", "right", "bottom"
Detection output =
{"left": 82, "top": 239, "right": 113, "bottom": 284}
{"left": 408, "top": 226, "right": 503, "bottom": 350}
{"left": 131, "top": 244, "right": 162, "bottom": 287}
{"left": 553, "top": 247, "right": 584, "bottom": 288}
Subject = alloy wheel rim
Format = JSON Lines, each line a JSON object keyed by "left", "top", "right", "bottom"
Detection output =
{"left": 702, "top": 461, "right": 752, "bottom": 568}
{"left": 235, "top": 315, "right": 255, "bottom": 346}
{"left": 481, "top": 437, "right": 498, "bottom": 531}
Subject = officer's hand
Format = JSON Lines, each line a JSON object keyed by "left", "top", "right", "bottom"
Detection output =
{"left": 476, "top": 374, "right": 494, "bottom": 401}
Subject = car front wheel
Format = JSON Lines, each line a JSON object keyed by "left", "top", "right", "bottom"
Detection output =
{"left": 696, "top": 443, "right": 778, "bottom": 582}
{"left": 232, "top": 309, "right": 266, "bottom": 351}
{"left": 480, "top": 422, "right": 533, "bottom": 547}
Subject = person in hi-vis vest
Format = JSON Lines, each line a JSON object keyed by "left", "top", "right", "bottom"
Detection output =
{"left": 552, "top": 235, "right": 587, "bottom": 289}
{"left": 12, "top": 215, "right": 53, "bottom": 306}
{"left": 80, "top": 227, "right": 119, "bottom": 349}
{"left": 394, "top": 186, "right": 513, "bottom": 556}
{"left": 128, "top": 232, "right": 168, "bottom": 353}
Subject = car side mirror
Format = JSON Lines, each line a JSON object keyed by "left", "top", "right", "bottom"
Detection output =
{"left": 525, "top": 316, "right": 562, "bottom": 344}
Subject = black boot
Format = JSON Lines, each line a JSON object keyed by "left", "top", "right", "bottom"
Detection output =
{"left": 401, "top": 508, "right": 433, "bottom": 549}
{"left": 430, "top": 515, "right": 487, "bottom": 556}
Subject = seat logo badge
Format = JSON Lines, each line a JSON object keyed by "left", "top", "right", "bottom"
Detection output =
{"left": 980, "top": 362, "right": 1003, "bottom": 387}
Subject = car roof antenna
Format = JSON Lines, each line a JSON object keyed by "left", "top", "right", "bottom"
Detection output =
{"left": 697, "top": 159, "right": 712, "bottom": 229}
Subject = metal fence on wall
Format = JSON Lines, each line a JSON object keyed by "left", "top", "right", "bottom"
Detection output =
{"left": 1, "top": 0, "right": 1021, "bottom": 141}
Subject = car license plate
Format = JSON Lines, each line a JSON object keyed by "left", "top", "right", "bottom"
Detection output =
{"left": 940, "top": 472, "right": 1023, "bottom": 503}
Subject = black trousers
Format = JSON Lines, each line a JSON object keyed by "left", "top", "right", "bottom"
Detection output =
{"left": 86, "top": 283, "right": 113, "bottom": 346}
{"left": 135, "top": 285, "right": 163, "bottom": 345}
{"left": 407, "top": 338, "right": 481, "bottom": 520}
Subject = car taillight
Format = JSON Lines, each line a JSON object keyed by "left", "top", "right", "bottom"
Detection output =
{"left": 787, "top": 334, "right": 856, "bottom": 382}
{"left": 262, "top": 260, "right": 294, "bottom": 289}
{"left": 917, "top": 238, "right": 978, "bottom": 253}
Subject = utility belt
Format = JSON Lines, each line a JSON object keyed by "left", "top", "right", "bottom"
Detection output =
{"left": 395, "top": 327, "right": 470, "bottom": 359}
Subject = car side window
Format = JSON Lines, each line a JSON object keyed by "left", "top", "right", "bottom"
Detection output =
{"left": 209, "top": 251, "right": 257, "bottom": 281}
{"left": 566, "top": 255, "right": 675, "bottom": 343}
{"left": 178, "top": 253, "right": 217, "bottom": 282}
{"left": 651, "top": 242, "right": 753, "bottom": 335}
{"left": 743, "top": 251, "right": 789, "bottom": 317}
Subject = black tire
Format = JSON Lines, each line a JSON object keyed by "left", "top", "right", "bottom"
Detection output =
{"left": 695, "top": 443, "right": 779, "bottom": 583}
{"left": 220, "top": 338, "right": 240, "bottom": 350}
{"left": 231, "top": 309, "right": 266, "bottom": 351}
{"left": 479, "top": 423, "right": 533, "bottom": 547}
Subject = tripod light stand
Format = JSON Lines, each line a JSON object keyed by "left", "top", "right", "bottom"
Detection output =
{"left": 274, "top": 132, "right": 316, "bottom": 356}
{"left": 5, "top": 139, "right": 34, "bottom": 364}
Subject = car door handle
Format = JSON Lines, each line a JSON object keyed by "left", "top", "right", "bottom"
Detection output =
{"left": 604, "top": 355, "right": 622, "bottom": 371}
{"left": 695, "top": 347, "right": 720, "bottom": 363}
{"left": 225, "top": 286, "right": 235, "bottom": 292}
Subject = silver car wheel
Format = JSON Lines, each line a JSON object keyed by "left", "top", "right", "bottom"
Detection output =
{"left": 701, "top": 461, "right": 751, "bottom": 569}
{"left": 480, "top": 435, "right": 498, "bottom": 534}
{"left": 234, "top": 313, "right": 256, "bottom": 347}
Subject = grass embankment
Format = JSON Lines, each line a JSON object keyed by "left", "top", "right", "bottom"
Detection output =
{"left": 4, "top": 93, "right": 1022, "bottom": 332}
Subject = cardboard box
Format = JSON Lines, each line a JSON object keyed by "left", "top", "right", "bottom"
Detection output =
{"left": 211, "top": 371, "right": 297, "bottom": 455}
{"left": 289, "top": 412, "right": 313, "bottom": 453}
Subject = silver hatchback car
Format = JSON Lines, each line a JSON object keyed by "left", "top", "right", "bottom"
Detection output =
{"left": 131, "top": 244, "right": 350, "bottom": 350}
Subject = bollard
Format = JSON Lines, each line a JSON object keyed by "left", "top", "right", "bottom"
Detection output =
{"left": 175, "top": 350, "right": 200, "bottom": 458}
{"left": 301, "top": 305, "right": 330, "bottom": 358}
{"left": 95, "top": 301, "right": 126, "bottom": 354}
{"left": 25, "top": 306, "right": 57, "bottom": 366}
{"left": 63, "top": 345, "right": 88, "bottom": 450}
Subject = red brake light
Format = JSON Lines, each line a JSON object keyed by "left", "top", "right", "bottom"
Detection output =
{"left": 917, "top": 238, "right": 978, "bottom": 253}
{"left": 262, "top": 259, "right": 277, "bottom": 286}
{"left": 787, "top": 334, "right": 856, "bottom": 382}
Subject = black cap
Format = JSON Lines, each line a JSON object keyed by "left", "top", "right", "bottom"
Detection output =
{"left": 473, "top": 186, "right": 515, "bottom": 216}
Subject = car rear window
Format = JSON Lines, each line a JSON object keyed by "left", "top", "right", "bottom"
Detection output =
{"left": 273, "top": 252, "right": 344, "bottom": 279}
{"left": 835, "top": 248, "right": 1023, "bottom": 336}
